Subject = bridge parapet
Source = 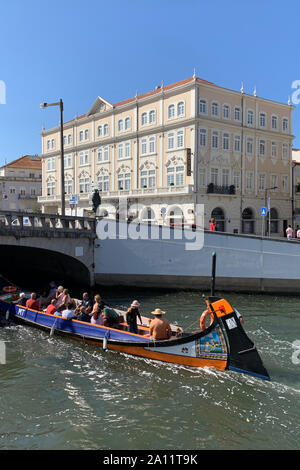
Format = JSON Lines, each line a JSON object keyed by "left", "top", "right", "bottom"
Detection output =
{"left": 0, "top": 210, "right": 96, "bottom": 238}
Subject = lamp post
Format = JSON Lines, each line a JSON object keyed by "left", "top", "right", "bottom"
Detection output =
{"left": 40, "top": 99, "right": 65, "bottom": 216}
{"left": 265, "top": 186, "right": 278, "bottom": 237}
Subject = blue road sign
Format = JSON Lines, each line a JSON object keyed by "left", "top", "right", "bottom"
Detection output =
{"left": 261, "top": 207, "right": 267, "bottom": 216}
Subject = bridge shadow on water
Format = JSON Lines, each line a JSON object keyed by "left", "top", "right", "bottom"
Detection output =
{"left": 0, "top": 244, "right": 90, "bottom": 297}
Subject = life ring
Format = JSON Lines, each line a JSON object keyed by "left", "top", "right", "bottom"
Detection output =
{"left": 200, "top": 309, "right": 214, "bottom": 331}
{"left": 3, "top": 286, "right": 17, "bottom": 294}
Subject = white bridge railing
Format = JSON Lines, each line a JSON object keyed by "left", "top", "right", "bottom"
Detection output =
{"left": 0, "top": 210, "right": 96, "bottom": 236}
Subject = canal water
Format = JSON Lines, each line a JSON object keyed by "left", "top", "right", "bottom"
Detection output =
{"left": 0, "top": 285, "right": 299, "bottom": 450}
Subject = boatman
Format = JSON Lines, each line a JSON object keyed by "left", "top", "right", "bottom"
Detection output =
{"left": 126, "top": 300, "right": 142, "bottom": 334}
{"left": 149, "top": 308, "right": 172, "bottom": 340}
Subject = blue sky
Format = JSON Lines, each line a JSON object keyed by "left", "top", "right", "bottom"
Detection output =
{"left": 0, "top": 0, "right": 299, "bottom": 166}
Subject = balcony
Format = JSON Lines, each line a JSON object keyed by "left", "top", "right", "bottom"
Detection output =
{"left": 207, "top": 183, "right": 236, "bottom": 195}
{"left": 38, "top": 185, "right": 195, "bottom": 204}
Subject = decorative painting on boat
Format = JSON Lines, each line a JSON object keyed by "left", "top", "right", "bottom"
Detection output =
{"left": 195, "top": 326, "right": 227, "bottom": 360}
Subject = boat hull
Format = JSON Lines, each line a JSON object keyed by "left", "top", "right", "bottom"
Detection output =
{"left": 0, "top": 298, "right": 229, "bottom": 370}
{"left": 0, "top": 295, "right": 270, "bottom": 380}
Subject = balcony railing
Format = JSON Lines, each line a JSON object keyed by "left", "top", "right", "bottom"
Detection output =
{"left": 207, "top": 183, "right": 236, "bottom": 195}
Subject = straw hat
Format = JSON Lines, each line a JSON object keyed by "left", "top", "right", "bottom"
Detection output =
{"left": 131, "top": 300, "right": 140, "bottom": 308}
{"left": 151, "top": 308, "right": 166, "bottom": 315}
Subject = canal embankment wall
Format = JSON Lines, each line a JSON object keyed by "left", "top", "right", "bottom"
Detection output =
{"left": 94, "top": 221, "right": 300, "bottom": 294}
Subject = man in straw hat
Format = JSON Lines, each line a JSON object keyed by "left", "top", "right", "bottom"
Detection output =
{"left": 149, "top": 308, "right": 172, "bottom": 340}
{"left": 126, "top": 300, "right": 142, "bottom": 334}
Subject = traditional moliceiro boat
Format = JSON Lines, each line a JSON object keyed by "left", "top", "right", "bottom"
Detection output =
{"left": 0, "top": 290, "right": 270, "bottom": 381}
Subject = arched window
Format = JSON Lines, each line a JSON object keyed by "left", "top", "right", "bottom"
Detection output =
{"left": 149, "top": 110, "right": 156, "bottom": 123}
{"left": 118, "top": 119, "right": 123, "bottom": 132}
{"left": 168, "top": 104, "right": 175, "bottom": 119}
{"left": 242, "top": 207, "right": 255, "bottom": 234}
{"left": 211, "top": 102, "right": 219, "bottom": 116}
{"left": 177, "top": 101, "right": 185, "bottom": 116}
{"left": 199, "top": 99, "right": 207, "bottom": 114}
{"left": 141, "top": 112, "right": 147, "bottom": 125}
{"left": 125, "top": 117, "right": 131, "bottom": 130}
{"left": 211, "top": 207, "right": 225, "bottom": 232}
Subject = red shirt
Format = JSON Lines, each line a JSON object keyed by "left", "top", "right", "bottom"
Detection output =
{"left": 26, "top": 298, "right": 40, "bottom": 311}
{"left": 210, "top": 222, "right": 216, "bottom": 231}
{"left": 46, "top": 304, "right": 57, "bottom": 315}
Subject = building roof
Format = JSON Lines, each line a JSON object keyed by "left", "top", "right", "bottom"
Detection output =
{"left": 63, "top": 76, "right": 217, "bottom": 125}
{"left": 1, "top": 155, "right": 42, "bottom": 170}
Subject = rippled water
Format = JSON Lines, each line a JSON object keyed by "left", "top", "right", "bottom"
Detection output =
{"left": 0, "top": 287, "right": 300, "bottom": 450}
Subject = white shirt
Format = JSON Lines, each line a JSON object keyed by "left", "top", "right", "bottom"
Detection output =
{"left": 61, "top": 309, "right": 75, "bottom": 319}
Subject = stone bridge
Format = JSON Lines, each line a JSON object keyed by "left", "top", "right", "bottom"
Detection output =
{"left": 0, "top": 210, "right": 97, "bottom": 291}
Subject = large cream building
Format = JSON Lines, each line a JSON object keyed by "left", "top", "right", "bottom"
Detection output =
{"left": 39, "top": 74, "right": 294, "bottom": 236}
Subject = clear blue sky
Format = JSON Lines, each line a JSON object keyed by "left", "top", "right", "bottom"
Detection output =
{"left": 0, "top": 0, "right": 300, "bottom": 166}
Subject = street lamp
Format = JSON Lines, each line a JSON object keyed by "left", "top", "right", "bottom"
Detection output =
{"left": 265, "top": 186, "right": 278, "bottom": 237}
{"left": 40, "top": 99, "right": 65, "bottom": 216}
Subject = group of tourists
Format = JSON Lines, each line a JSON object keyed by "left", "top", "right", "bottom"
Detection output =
{"left": 18, "top": 281, "right": 172, "bottom": 340}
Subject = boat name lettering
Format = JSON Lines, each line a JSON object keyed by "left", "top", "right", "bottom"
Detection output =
{"left": 181, "top": 347, "right": 189, "bottom": 354}
{"left": 17, "top": 308, "right": 26, "bottom": 317}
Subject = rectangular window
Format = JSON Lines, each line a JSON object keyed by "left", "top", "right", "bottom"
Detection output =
{"left": 233, "top": 171, "right": 240, "bottom": 189}
{"left": 125, "top": 142, "right": 131, "bottom": 158}
{"left": 223, "top": 133, "right": 229, "bottom": 150}
{"left": 234, "top": 135, "right": 241, "bottom": 152}
{"left": 212, "top": 131, "right": 218, "bottom": 149}
{"left": 258, "top": 173, "right": 266, "bottom": 191}
{"left": 259, "top": 113, "right": 266, "bottom": 127}
{"left": 282, "top": 143, "right": 289, "bottom": 160}
{"left": 199, "top": 128, "right": 207, "bottom": 147}
{"left": 234, "top": 107, "right": 241, "bottom": 121}
{"left": 247, "top": 138, "right": 253, "bottom": 154}
{"left": 79, "top": 177, "right": 90, "bottom": 194}
{"left": 270, "top": 175, "right": 278, "bottom": 189}
{"left": 272, "top": 115, "right": 278, "bottom": 130}
{"left": 168, "top": 133, "right": 174, "bottom": 150}
{"left": 64, "top": 154, "right": 72, "bottom": 168}
{"left": 98, "top": 175, "right": 109, "bottom": 192}
{"left": 167, "top": 167, "right": 174, "bottom": 186}
{"left": 246, "top": 171, "right": 254, "bottom": 190}
{"left": 259, "top": 140, "right": 266, "bottom": 156}
{"left": 79, "top": 151, "right": 89, "bottom": 165}
{"left": 177, "top": 130, "right": 184, "bottom": 148}
{"left": 247, "top": 110, "right": 254, "bottom": 126}
{"left": 149, "top": 137, "right": 155, "bottom": 154}
{"left": 141, "top": 138, "right": 147, "bottom": 154}
{"left": 211, "top": 168, "right": 218, "bottom": 186}
{"left": 118, "top": 144, "right": 124, "bottom": 159}
{"left": 283, "top": 118, "right": 289, "bottom": 132}
{"left": 271, "top": 142, "right": 277, "bottom": 158}
{"left": 282, "top": 175, "right": 288, "bottom": 193}
{"left": 222, "top": 169, "right": 230, "bottom": 186}
{"left": 199, "top": 168, "right": 206, "bottom": 187}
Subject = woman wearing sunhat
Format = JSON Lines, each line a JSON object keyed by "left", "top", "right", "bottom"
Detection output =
{"left": 149, "top": 308, "right": 172, "bottom": 340}
{"left": 126, "top": 300, "right": 142, "bottom": 334}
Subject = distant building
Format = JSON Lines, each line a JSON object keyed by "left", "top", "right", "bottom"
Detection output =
{"left": 0, "top": 155, "right": 42, "bottom": 212}
{"left": 39, "top": 74, "right": 294, "bottom": 236}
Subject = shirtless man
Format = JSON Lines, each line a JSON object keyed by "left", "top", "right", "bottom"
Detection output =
{"left": 149, "top": 308, "right": 172, "bottom": 340}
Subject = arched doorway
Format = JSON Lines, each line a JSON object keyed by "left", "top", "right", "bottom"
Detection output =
{"left": 141, "top": 207, "right": 155, "bottom": 225}
{"left": 168, "top": 206, "right": 184, "bottom": 227}
{"left": 267, "top": 208, "right": 279, "bottom": 235}
{"left": 242, "top": 207, "right": 255, "bottom": 234}
{"left": 211, "top": 207, "right": 225, "bottom": 232}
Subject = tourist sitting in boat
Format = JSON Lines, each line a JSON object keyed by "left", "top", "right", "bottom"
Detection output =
{"left": 75, "top": 305, "right": 91, "bottom": 323}
{"left": 149, "top": 308, "right": 172, "bottom": 340}
{"left": 46, "top": 299, "right": 57, "bottom": 315}
{"left": 91, "top": 307, "right": 104, "bottom": 325}
{"left": 102, "top": 306, "right": 120, "bottom": 328}
{"left": 61, "top": 303, "right": 76, "bottom": 319}
{"left": 18, "top": 292, "right": 27, "bottom": 307}
{"left": 126, "top": 300, "right": 142, "bottom": 334}
{"left": 56, "top": 288, "right": 71, "bottom": 311}
{"left": 80, "top": 292, "right": 93, "bottom": 314}
{"left": 26, "top": 293, "right": 41, "bottom": 311}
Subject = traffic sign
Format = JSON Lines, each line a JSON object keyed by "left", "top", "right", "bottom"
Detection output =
{"left": 261, "top": 207, "right": 267, "bottom": 217}
{"left": 69, "top": 195, "right": 79, "bottom": 205}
